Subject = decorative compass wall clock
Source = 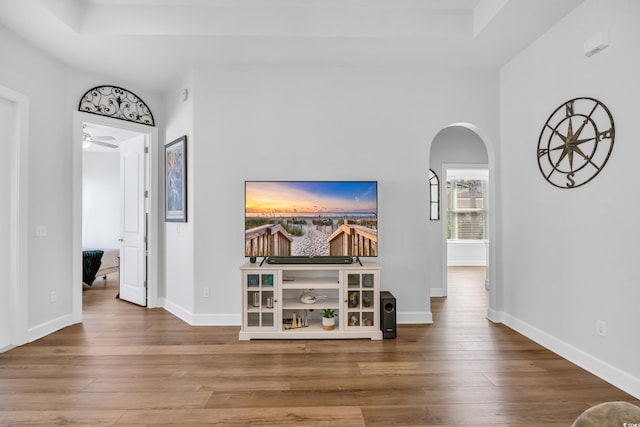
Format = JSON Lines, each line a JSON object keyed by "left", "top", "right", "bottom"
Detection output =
{"left": 537, "top": 97, "right": 615, "bottom": 189}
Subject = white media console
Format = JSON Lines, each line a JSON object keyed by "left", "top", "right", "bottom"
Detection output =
{"left": 239, "top": 262, "right": 382, "bottom": 340}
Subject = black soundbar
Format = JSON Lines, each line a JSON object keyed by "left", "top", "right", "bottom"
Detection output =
{"left": 266, "top": 256, "right": 354, "bottom": 265}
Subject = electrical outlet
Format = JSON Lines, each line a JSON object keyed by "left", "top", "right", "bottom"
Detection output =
{"left": 597, "top": 320, "right": 606, "bottom": 337}
{"left": 203, "top": 287, "right": 210, "bottom": 298}
{"left": 50, "top": 291, "right": 57, "bottom": 303}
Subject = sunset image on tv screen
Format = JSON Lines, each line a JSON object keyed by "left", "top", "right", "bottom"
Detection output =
{"left": 245, "top": 181, "right": 378, "bottom": 258}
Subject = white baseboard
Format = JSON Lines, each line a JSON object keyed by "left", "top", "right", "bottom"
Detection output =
{"left": 430, "top": 287, "right": 446, "bottom": 297}
{"left": 0, "top": 344, "right": 16, "bottom": 353}
{"left": 500, "top": 311, "right": 640, "bottom": 399}
{"left": 159, "top": 297, "right": 240, "bottom": 326}
{"left": 159, "top": 297, "right": 195, "bottom": 325}
{"left": 398, "top": 311, "right": 433, "bottom": 324}
{"left": 28, "top": 313, "right": 75, "bottom": 343}
{"left": 486, "top": 308, "right": 502, "bottom": 323}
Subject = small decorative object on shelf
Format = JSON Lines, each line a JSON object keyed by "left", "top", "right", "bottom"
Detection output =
{"left": 322, "top": 309, "right": 336, "bottom": 331}
{"left": 363, "top": 275, "right": 374, "bottom": 288}
{"left": 283, "top": 312, "right": 309, "bottom": 330}
{"left": 349, "top": 314, "right": 359, "bottom": 326}
{"left": 247, "top": 275, "right": 259, "bottom": 287}
{"left": 348, "top": 292, "right": 359, "bottom": 308}
{"left": 300, "top": 291, "right": 327, "bottom": 305}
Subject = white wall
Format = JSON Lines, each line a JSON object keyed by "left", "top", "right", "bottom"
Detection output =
{"left": 0, "top": 23, "right": 75, "bottom": 336}
{"left": 499, "top": 0, "right": 640, "bottom": 397}
{"left": 0, "top": 21, "right": 163, "bottom": 343}
{"left": 0, "top": 96, "right": 13, "bottom": 349}
{"left": 161, "top": 71, "right": 195, "bottom": 321}
{"left": 180, "top": 65, "right": 498, "bottom": 324}
{"left": 82, "top": 152, "right": 120, "bottom": 249}
{"left": 447, "top": 241, "right": 487, "bottom": 266}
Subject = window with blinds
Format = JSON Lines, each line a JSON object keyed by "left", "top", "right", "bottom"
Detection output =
{"left": 447, "top": 178, "right": 486, "bottom": 240}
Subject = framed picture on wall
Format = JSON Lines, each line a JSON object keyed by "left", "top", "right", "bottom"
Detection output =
{"left": 165, "top": 135, "right": 187, "bottom": 222}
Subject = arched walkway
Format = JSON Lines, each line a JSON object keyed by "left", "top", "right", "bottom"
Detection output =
{"left": 428, "top": 122, "right": 501, "bottom": 321}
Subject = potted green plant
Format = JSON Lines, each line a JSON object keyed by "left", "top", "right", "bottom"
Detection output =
{"left": 322, "top": 308, "right": 336, "bottom": 331}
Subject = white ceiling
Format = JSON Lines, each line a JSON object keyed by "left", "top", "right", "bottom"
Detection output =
{"left": 0, "top": 0, "right": 585, "bottom": 93}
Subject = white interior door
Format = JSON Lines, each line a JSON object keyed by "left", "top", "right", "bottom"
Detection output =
{"left": 119, "top": 135, "right": 147, "bottom": 306}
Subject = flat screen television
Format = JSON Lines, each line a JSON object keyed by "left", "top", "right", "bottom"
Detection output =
{"left": 245, "top": 181, "right": 378, "bottom": 259}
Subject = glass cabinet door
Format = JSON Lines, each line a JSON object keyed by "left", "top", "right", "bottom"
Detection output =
{"left": 345, "top": 272, "right": 377, "bottom": 330}
{"left": 245, "top": 272, "right": 276, "bottom": 329}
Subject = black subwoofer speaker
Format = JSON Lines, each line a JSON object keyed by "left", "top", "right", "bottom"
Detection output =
{"left": 380, "top": 291, "right": 396, "bottom": 339}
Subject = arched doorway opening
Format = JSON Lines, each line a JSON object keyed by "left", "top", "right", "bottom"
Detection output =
{"left": 428, "top": 123, "right": 499, "bottom": 320}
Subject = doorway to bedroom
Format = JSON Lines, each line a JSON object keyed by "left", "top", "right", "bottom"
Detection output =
{"left": 73, "top": 111, "right": 159, "bottom": 323}
{"left": 81, "top": 120, "right": 147, "bottom": 308}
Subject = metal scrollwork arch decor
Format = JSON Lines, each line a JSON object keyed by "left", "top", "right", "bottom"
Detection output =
{"left": 78, "top": 85, "right": 155, "bottom": 126}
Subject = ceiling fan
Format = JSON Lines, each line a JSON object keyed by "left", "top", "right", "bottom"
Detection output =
{"left": 82, "top": 126, "right": 118, "bottom": 149}
{"left": 83, "top": 132, "right": 117, "bottom": 149}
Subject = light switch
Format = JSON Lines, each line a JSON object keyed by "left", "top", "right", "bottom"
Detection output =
{"left": 35, "top": 225, "right": 47, "bottom": 237}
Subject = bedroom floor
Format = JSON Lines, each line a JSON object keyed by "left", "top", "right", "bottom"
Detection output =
{"left": 82, "top": 272, "right": 124, "bottom": 317}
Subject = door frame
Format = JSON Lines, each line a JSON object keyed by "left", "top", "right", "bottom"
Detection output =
{"left": 1, "top": 85, "right": 29, "bottom": 348}
{"left": 72, "top": 111, "right": 159, "bottom": 322}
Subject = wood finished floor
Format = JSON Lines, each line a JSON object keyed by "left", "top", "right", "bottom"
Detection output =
{"left": 1, "top": 267, "right": 638, "bottom": 426}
